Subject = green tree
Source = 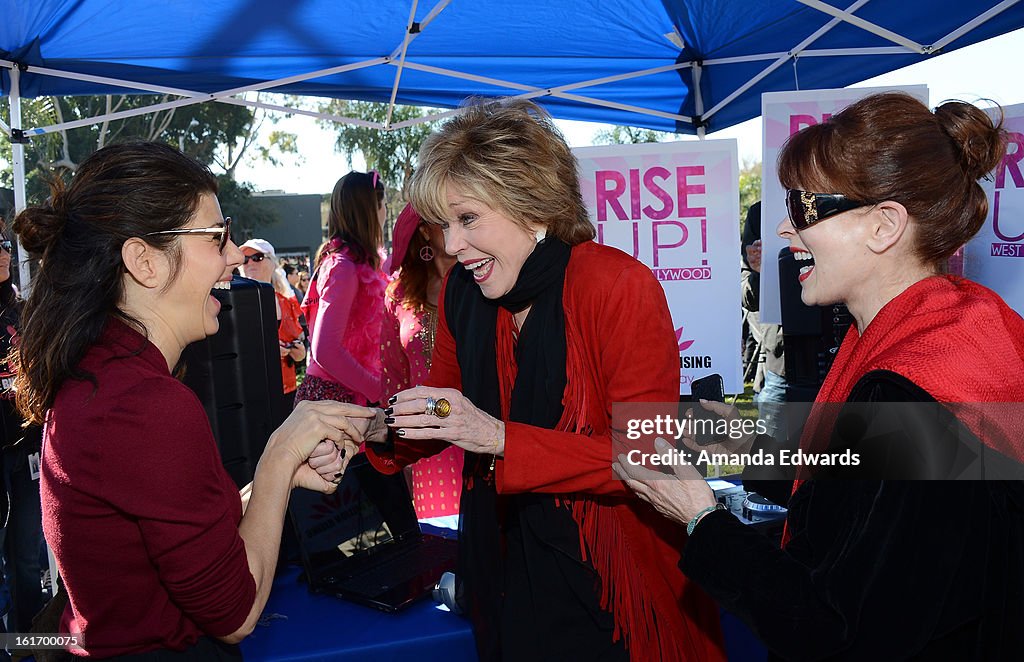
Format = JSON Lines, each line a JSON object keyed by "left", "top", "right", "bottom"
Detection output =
{"left": 2, "top": 95, "right": 296, "bottom": 217}
{"left": 316, "top": 100, "right": 437, "bottom": 206}
{"left": 216, "top": 175, "right": 280, "bottom": 240}
{"left": 738, "top": 158, "right": 762, "bottom": 228}
{"left": 592, "top": 125, "right": 674, "bottom": 145}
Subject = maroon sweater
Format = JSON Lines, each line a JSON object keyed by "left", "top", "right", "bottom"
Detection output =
{"left": 42, "top": 318, "right": 255, "bottom": 657}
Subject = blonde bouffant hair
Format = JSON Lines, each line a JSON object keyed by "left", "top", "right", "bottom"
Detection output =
{"left": 410, "top": 98, "right": 595, "bottom": 246}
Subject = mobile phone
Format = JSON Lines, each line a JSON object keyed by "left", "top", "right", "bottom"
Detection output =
{"left": 689, "top": 373, "right": 726, "bottom": 446}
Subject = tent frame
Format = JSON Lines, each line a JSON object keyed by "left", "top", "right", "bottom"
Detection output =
{"left": 2, "top": 0, "right": 1021, "bottom": 292}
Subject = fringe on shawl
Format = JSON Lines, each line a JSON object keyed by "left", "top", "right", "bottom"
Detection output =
{"left": 558, "top": 312, "right": 692, "bottom": 662}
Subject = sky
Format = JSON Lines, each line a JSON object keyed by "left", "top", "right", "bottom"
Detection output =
{"left": 223, "top": 27, "right": 1024, "bottom": 194}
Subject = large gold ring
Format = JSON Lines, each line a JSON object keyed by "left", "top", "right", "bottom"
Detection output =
{"left": 434, "top": 398, "right": 452, "bottom": 418}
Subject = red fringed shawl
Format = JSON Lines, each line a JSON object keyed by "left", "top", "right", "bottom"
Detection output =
{"left": 491, "top": 243, "right": 726, "bottom": 662}
{"left": 793, "top": 275, "right": 1024, "bottom": 497}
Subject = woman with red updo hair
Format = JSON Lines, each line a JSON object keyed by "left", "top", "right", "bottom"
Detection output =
{"left": 617, "top": 93, "right": 1024, "bottom": 660}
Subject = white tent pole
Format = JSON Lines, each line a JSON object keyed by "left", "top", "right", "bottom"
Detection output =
{"left": 213, "top": 59, "right": 391, "bottom": 98}
{"left": 534, "top": 91, "right": 692, "bottom": 123}
{"left": 794, "top": 46, "right": 918, "bottom": 57}
{"left": 389, "top": 108, "right": 463, "bottom": 129}
{"left": 932, "top": 0, "right": 1021, "bottom": 52}
{"left": 399, "top": 61, "right": 693, "bottom": 123}
{"left": 703, "top": 46, "right": 909, "bottom": 66}
{"left": 526, "top": 61, "right": 694, "bottom": 95}
{"left": 385, "top": 0, "right": 421, "bottom": 130}
{"left": 796, "top": 0, "right": 926, "bottom": 53}
{"left": 224, "top": 96, "right": 383, "bottom": 128}
{"left": 388, "top": 0, "right": 450, "bottom": 60}
{"left": 21, "top": 58, "right": 389, "bottom": 135}
{"left": 703, "top": 0, "right": 870, "bottom": 122}
{"left": 32, "top": 58, "right": 386, "bottom": 100}
{"left": 22, "top": 67, "right": 383, "bottom": 130}
{"left": 9, "top": 67, "right": 31, "bottom": 296}
{"left": 0, "top": 117, "right": 9, "bottom": 134}
{"left": 26, "top": 95, "right": 219, "bottom": 136}
{"left": 400, "top": 61, "right": 536, "bottom": 91}
{"left": 693, "top": 61, "right": 706, "bottom": 139}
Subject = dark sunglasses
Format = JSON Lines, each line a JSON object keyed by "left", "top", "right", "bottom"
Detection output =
{"left": 145, "top": 217, "right": 233, "bottom": 253}
{"left": 243, "top": 253, "right": 268, "bottom": 264}
{"left": 0, "top": 240, "right": 11, "bottom": 253}
{"left": 785, "top": 190, "right": 868, "bottom": 231}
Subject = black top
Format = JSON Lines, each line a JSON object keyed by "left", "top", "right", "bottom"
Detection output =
{"left": 681, "top": 371, "right": 1024, "bottom": 660}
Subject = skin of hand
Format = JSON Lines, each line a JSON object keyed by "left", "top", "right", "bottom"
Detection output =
{"left": 612, "top": 437, "right": 718, "bottom": 527}
{"left": 384, "top": 386, "right": 505, "bottom": 455}
{"left": 678, "top": 399, "right": 758, "bottom": 456}
{"left": 263, "top": 400, "right": 373, "bottom": 493}
{"left": 745, "top": 239, "right": 762, "bottom": 273}
{"left": 306, "top": 404, "right": 388, "bottom": 476}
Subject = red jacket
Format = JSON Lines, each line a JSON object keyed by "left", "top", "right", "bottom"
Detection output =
{"left": 370, "top": 241, "right": 725, "bottom": 661}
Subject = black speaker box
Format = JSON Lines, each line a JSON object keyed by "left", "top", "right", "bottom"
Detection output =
{"left": 181, "top": 276, "right": 287, "bottom": 488}
{"left": 778, "top": 248, "right": 853, "bottom": 403}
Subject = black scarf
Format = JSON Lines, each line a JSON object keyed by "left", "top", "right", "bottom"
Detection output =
{"left": 443, "top": 237, "right": 572, "bottom": 660}
{"left": 447, "top": 237, "right": 571, "bottom": 426}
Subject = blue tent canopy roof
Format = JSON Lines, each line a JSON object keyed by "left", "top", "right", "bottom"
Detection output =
{"left": 2, "top": 0, "right": 1023, "bottom": 134}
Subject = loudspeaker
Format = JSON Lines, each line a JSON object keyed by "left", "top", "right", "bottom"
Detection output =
{"left": 778, "top": 248, "right": 853, "bottom": 402}
{"left": 181, "top": 276, "right": 287, "bottom": 488}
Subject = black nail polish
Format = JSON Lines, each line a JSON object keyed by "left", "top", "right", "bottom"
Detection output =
{"left": 384, "top": 407, "right": 394, "bottom": 416}
{"left": 384, "top": 417, "right": 395, "bottom": 424}
{"left": 396, "top": 429, "right": 406, "bottom": 437}
{"left": 340, "top": 448, "right": 346, "bottom": 459}
{"left": 334, "top": 472, "right": 343, "bottom": 479}
{"left": 388, "top": 395, "right": 397, "bottom": 404}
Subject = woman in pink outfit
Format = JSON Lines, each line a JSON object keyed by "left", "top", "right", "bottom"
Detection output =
{"left": 296, "top": 171, "right": 387, "bottom": 406}
{"left": 382, "top": 204, "right": 463, "bottom": 517}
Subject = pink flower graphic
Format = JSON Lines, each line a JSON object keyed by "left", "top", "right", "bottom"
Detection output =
{"left": 675, "top": 326, "right": 694, "bottom": 352}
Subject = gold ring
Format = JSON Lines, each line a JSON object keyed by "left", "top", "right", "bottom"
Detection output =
{"left": 434, "top": 398, "right": 452, "bottom": 418}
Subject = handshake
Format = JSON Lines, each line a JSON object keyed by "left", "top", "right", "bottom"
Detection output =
{"left": 266, "top": 400, "right": 388, "bottom": 494}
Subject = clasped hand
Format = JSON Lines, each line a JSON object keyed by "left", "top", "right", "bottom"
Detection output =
{"left": 269, "top": 400, "right": 380, "bottom": 494}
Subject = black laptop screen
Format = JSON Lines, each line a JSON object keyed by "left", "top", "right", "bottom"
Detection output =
{"left": 290, "top": 453, "right": 421, "bottom": 570}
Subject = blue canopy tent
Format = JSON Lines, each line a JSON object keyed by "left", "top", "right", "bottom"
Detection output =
{"left": 2, "top": 0, "right": 1023, "bottom": 286}
{"left": 4, "top": 1, "right": 1023, "bottom": 132}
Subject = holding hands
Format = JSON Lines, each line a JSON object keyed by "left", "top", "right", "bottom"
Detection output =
{"left": 383, "top": 386, "right": 505, "bottom": 456}
{"left": 265, "top": 400, "right": 376, "bottom": 493}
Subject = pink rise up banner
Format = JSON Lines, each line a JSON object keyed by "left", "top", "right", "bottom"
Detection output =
{"left": 574, "top": 140, "right": 742, "bottom": 395}
{"left": 966, "top": 102, "right": 1024, "bottom": 315}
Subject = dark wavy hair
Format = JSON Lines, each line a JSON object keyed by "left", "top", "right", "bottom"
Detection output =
{"left": 386, "top": 226, "right": 433, "bottom": 313}
{"left": 778, "top": 92, "right": 1006, "bottom": 267}
{"left": 12, "top": 141, "right": 218, "bottom": 425}
{"left": 315, "top": 171, "right": 384, "bottom": 271}
{"left": 0, "top": 221, "right": 15, "bottom": 310}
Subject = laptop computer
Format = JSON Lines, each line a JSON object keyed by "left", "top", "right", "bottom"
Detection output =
{"left": 288, "top": 452, "right": 458, "bottom": 612}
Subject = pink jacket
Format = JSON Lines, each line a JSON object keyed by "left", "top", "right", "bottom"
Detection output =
{"left": 301, "top": 244, "right": 386, "bottom": 403}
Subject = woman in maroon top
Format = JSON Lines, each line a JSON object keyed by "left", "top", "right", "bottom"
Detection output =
{"left": 13, "top": 142, "right": 365, "bottom": 659}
